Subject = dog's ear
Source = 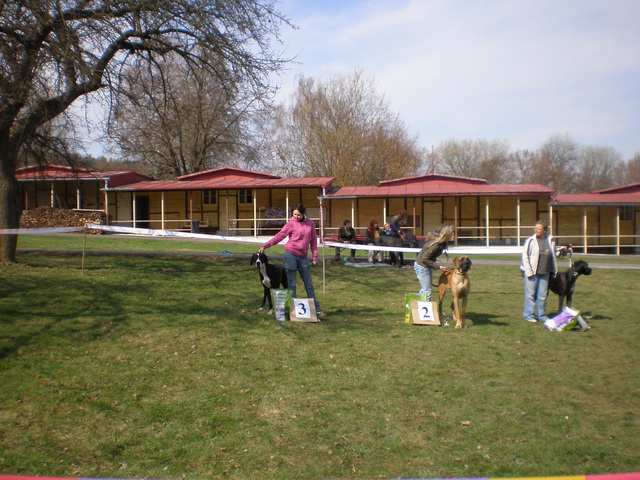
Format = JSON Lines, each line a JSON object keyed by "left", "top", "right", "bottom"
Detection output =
{"left": 250, "top": 253, "right": 257, "bottom": 265}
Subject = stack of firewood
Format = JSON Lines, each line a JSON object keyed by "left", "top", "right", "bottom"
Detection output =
{"left": 20, "top": 207, "right": 106, "bottom": 233}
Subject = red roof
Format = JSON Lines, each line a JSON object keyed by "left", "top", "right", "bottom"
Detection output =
{"left": 177, "top": 166, "right": 279, "bottom": 181}
{"left": 17, "top": 164, "right": 103, "bottom": 180}
{"left": 325, "top": 174, "right": 553, "bottom": 198}
{"left": 380, "top": 173, "right": 487, "bottom": 186}
{"left": 590, "top": 183, "right": 640, "bottom": 195}
{"left": 108, "top": 176, "right": 335, "bottom": 192}
{"left": 16, "top": 164, "right": 153, "bottom": 185}
{"left": 552, "top": 193, "right": 640, "bottom": 206}
{"left": 552, "top": 182, "right": 640, "bottom": 205}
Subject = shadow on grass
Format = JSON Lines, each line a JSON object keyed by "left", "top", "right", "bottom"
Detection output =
{"left": 466, "top": 312, "right": 509, "bottom": 326}
{"left": 1, "top": 254, "right": 256, "bottom": 359}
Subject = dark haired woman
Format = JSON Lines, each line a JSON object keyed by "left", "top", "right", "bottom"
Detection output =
{"left": 259, "top": 204, "right": 324, "bottom": 317}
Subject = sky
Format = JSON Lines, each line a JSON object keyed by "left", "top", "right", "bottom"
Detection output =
{"left": 271, "top": 0, "right": 640, "bottom": 159}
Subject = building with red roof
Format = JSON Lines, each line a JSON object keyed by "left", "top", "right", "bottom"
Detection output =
{"left": 103, "top": 167, "right": 335, "bottom": 234}
{"left": 16, "top": 164, "right": 153, "bottom": 212}
{"left": 551, "top": 183, "right": 640, "bottom": 254}
{"left": 16, "top": 165, "right": 640, "bottom": 253}
{"left": 323, "top": 173, "right": 554, "bottom": 247}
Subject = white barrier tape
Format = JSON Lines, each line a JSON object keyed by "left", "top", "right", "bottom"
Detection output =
{"left": 85, "top": 224, "right": 270, "bottom": 244}
{"left": 326, "top": 241, "right": 524, "bottom": 255}
{"left": 324, "top": 241, "right": 419, "bottom": 253}
{"left": 0, "top": 227, "right": 82, "bottom": 235}
{"left": 4, "top": 224, "right": 524, "bottom": 255}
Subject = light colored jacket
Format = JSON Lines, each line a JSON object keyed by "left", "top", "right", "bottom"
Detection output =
{"left": 521, "top": 234, "right": 557, "bottom": 277}
{"left": 262, "top": 215, "right": 318, "bottom": 261}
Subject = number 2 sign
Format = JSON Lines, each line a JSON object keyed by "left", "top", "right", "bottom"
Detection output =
{"left": 409, "top": 300, "right": 441, "bottom": 325}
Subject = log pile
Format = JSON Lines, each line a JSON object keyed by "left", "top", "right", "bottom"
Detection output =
{"left": 20, "top": 207, "right": 106, "bottom": 233}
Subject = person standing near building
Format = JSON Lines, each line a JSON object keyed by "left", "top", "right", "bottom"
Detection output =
{"left": 521, "top": 220, "right": 557, "bottom": 323}
{"left": 259, "top": 203, "right": 325, "bottom": 317}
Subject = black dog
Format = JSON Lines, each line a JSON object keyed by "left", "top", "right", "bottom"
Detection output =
{"left": 549, "top": 260, "right": 592, "bottom": 311}
{"left": 250, "top": 252, "right": 288, "bottom": 314}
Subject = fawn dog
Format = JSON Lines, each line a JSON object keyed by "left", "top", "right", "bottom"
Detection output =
{"left": 437, "top": 255, "right": 472, "bottom": 328}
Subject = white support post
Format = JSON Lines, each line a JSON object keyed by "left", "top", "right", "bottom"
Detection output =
{"left": 161, "top": 192, "right": 166, "bottom": 230}
{"left": 485, "top": 198, "right": 490, "bottom": 247}
{"left": 132, "top": 193, "right": 137, "bottom": 228}
{"left": 615, "top": 207, "right": 621, "bottom": 255}
{"left": 285, "top": 191, "right": 290, "bottom": 222}
{"left": 253, "top": 195, "right": 258, "bottom": 237}
{"left": 351, "top": 199, "right": 355, "bottom": 227}
{"left": 454, "top": 198, "right": 459, "bottom": 247}
{"left": 104, "top": 191, "right": 109, "bottom": 224}
{"left": 582, "top": 208, "right": 588, "bottom": 254}
{"left": 516, "top": 198, "right": 521, "bottom": 246}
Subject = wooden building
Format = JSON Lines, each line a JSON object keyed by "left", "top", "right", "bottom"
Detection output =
{"left": 322, "top": 174, "right": 555, "bottom": 247}
{"left": 16, "top": 164, "right": 153, "bottom": 217}
{"left": 104, "top": 167, "right": 335, "bottom": 234}
{"left": 551, "top": 183, "right": 640, "bottom": 254}
{"left": 16, "top": 165, "right": 640, "bottom": 254}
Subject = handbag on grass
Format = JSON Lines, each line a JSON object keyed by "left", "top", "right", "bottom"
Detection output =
{"left": 544, "top": 307, "right": 580, "bottom": 331}
{"left": 404, "top": 292, "right": 427, "bottom": 323}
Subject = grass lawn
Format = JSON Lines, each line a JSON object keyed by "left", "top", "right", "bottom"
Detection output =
{"left": 1, "top": 235, "right": 639, "bottom": 479}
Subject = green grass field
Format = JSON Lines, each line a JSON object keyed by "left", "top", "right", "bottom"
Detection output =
{"left": 1, "top": 235, "right": 639, "bottom": 480}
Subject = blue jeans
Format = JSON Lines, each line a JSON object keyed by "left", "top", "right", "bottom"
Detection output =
{"left": 414, "top": 262, "right": 433, "bottom": 300}
{"left": 284, "top": 252, "right": 321, "bottom": 312}
{"left": 523, "top": 273, "right": 550, "bottom": 322}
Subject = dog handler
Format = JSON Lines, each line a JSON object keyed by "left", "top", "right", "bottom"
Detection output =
{"left": 414, "top": 224, "right": 455, "bottom": 300}
{"left": 521, "top": 220, "right": 557, "bottom": 323}
{"left": 259, "top": 203, "right": 325, "bottom": 318}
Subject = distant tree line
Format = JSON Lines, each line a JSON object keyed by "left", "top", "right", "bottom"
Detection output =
{"left": 433, "top": 134, "right": 638, "bottom": 193}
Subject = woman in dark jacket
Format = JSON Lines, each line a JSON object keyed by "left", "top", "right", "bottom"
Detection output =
{"left": 414, "top": 224, "right": 455, "bottom": 300}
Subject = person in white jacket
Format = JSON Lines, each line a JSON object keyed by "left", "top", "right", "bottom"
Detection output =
{"left": 521, "top": 220, "right": 558, "bottom": 323}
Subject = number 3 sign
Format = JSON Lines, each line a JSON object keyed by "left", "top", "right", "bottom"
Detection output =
{"left": 289, "top": 298, "right": 319, "bottom": 323}
{"left": 409, "top": 300, "right": 441, "bottom": 325}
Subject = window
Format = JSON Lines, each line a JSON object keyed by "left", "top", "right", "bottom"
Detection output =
{"left": 239, "top": 189, "right": 253, "bottom": 204}
{"left": 203, "top": 190, "right": 217, "bottom": 205}
{"left": 620, "top": 206, "right": 632, "bottom": 221}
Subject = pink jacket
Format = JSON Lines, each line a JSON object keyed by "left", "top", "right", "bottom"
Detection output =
{"left": 262, "top": 215, "right": 319, "bottom": 261}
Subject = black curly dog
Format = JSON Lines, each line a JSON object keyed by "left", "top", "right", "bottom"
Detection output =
{"left": 250, "top": 252, "right": 288, "bottom": 314}
{"left": 549, "top": 260, "right": 592, "bottom": 312}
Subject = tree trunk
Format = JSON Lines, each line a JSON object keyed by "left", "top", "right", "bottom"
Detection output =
{"left": 0, "top": 153, "right": 21, "bottom": 263}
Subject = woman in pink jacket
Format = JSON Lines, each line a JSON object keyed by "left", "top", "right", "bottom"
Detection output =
{"left": 259, "top": 204, "right": 324, "bottom": 317}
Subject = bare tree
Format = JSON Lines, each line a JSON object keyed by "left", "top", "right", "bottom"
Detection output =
{"left": 614, "top": 153, "right": 640, "bottom": 186}
{"left": 573, "top": 145, "right": 623, "bottom": 192}
{"left": 509, "top": 149, "right": 543, "bottom": 185}
{"left": 538, "top": 133, "right": 580, "bottom": 193}
{"left": 267, "top": 71, "right": 424, "bottom": 185}
{"left": 435, "top": 138, "right": 511, "bottom": 183}
{"left": 0, "top": 0, "right": 290, "bottom": 261}
{"left": 108, "top": 53, "right": 267, "bottom": 179}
